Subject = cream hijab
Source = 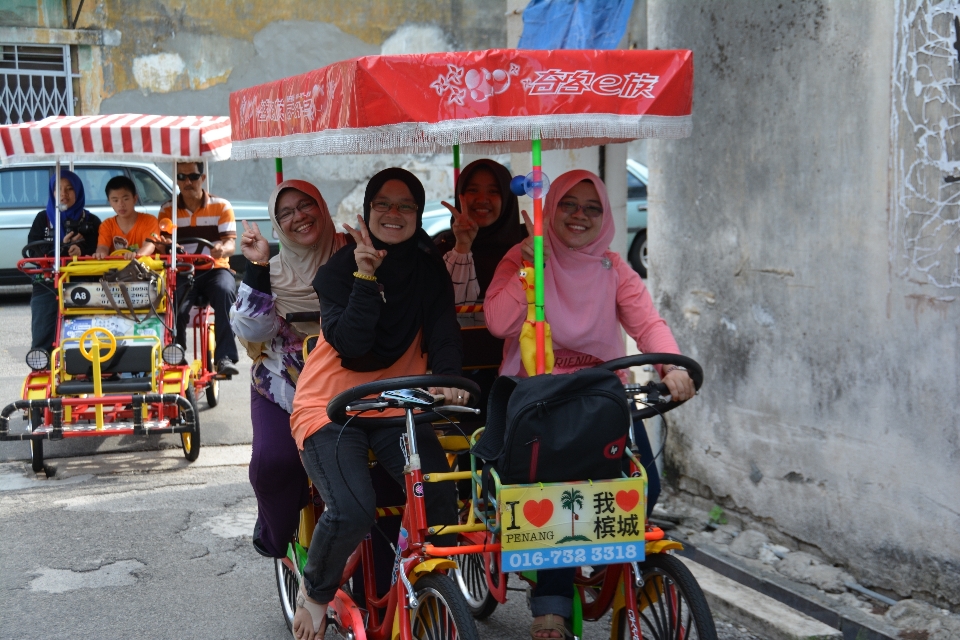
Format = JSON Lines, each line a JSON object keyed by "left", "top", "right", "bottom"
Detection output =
{"left": 268, "top": 179, "right": 342, "bottom": 335}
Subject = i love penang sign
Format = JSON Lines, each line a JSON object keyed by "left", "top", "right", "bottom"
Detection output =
{"left": 499, "top": 477, "right": 647, "bottom": 572}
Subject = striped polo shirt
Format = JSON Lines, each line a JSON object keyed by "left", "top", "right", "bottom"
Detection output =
{"left": 159, "top": 191, "right": 236, "bottom": 269}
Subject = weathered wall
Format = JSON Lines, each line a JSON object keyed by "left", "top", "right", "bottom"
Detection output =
{"left": 648, "top": 0, "right": 960, "bottom": 606}
{"left": 81, "top": 1, "right": 506, "bottom": 204}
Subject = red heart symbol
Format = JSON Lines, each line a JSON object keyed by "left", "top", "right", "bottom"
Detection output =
{"left": 616, "top": 490, "right": 640, "bottom": 513}
{"left": 523, "top": 499, "right": 554, "bottom": 528}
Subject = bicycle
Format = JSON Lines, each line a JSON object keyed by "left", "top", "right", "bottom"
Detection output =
{"left": 274, "top": 374, "right": 486, "bottom": 640}
{"left": 453, "top": 353, "right": 718, "bottom": 640}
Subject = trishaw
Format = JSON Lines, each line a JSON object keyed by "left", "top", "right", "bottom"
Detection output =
{"left": 229, "top": 48, "right": 704, "bottom": 639}
{"left": 0, "top": 114, "right": 232, "bottom": 473}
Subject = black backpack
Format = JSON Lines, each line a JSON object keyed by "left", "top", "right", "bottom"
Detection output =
{"left": 472, "top": 368, "right": 632, "bottom": 484}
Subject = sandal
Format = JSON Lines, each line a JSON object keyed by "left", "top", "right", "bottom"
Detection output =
{"left": 294, "top": 585, "right": 327, "bottom": 639}
{"left": 530, "top": 613, "right": 574, "bottom": 640}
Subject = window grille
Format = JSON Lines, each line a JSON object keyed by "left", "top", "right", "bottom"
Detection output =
{"left": 0, "top": 44, "right": 75, "bottom": 125}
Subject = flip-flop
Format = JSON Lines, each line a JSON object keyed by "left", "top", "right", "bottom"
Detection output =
{"left": 295, "top": 585, "right": 327, "bottom": 639}
{"left": 530, "top": 613, "right": 574, "bottom": 640}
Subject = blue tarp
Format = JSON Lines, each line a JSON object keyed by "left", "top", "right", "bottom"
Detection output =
{"left": 517, "top": 0, "right": 635, "bottom": 50}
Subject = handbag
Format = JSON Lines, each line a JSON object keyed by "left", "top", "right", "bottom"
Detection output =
{"left": 99, "top": 260, "right": 163, "bottom": 324}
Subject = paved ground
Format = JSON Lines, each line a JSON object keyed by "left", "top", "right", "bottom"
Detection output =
{"left": 0, "top": 289, "right": 766, "bottom": 640}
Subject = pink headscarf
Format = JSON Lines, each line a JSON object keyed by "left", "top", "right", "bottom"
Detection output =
{"left": 498, "top": 170, "right": 627, "bottom": 375}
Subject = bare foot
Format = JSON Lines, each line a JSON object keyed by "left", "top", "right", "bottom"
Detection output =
{"left": 531, "top": 614, "right": 566, "bottom": 639}
{"left": 293, "top": 589, "right": 327, "bottom": 640}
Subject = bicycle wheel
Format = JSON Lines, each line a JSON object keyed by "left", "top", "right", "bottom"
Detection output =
{"left": 275, "top": 554, "right": 299, "bottom": 632}
{"left": 452, "top": 545, "right": 499, "bottom": 619}
{"left": 617, "top": 554, "right": 717, "bottom": 640}
{"left": 205, "top": 326, "right": 219, "bottom": 408}
{"left": 29, "top": 409, "right": 44, "bottom": 473}
{"left": 411, "top": 573, "right": 481, "bottom": 640}
{"left": 180, "top": 386, "right": 201, "bottom": 462}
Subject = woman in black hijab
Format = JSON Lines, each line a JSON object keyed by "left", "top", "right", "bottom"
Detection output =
{"left": 435, "top": 159, "right": 527, "bottom": 454}
{"left": 288, "top": 168, "right": 467, "bottom": 639}
{"left": 435, "top": 159, "right": 526, "bottom": 304}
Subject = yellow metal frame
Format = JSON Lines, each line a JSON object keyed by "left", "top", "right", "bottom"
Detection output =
{"left": 57, "top": 257, "right": 167, "bottom": 316}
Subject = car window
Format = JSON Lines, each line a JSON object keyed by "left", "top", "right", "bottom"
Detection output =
{"left": 73, "top": 166, "right": 125, "bottom": 206}
{"left": 627, "top": 169, "right": 647, "bottom": 200}
{"left": 0, "top": 168, "right": 50, "bottom": 209}
{"left": 130, "top": 169, "right": 171, "bottom": 205}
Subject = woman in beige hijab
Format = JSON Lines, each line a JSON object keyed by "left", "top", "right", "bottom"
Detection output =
{"left": 230, "top": 179, "right": 347, "bottom": 559}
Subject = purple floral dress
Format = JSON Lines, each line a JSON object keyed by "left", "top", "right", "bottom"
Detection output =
{"left": 230, "top": 282, "right": 309, "bottom": 413}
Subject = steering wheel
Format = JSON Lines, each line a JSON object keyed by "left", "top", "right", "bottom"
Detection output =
{"left": 595, "top": 353, "right": 703, "bottom": 421}
{"left": 78, "top": 327, "right": 118, "bottom": 363}
{"left": 176, "top": 237, "right": 217, "bottom": 254}
{"left": 327, "top": 375, "right": 481, "bottom": 428}
{"left": 22, "top": 240, "right": 53, "bottom": 259}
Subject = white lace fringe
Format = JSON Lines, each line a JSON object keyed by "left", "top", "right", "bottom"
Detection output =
{"left": 230, "top": 114, "right": 692, "bottom": 159}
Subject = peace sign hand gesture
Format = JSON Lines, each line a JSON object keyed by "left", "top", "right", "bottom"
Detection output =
{"left": 442, "top": 201, "right": 479, "bottom": 255}
{"left": 520, "top": 210, "right": 551, "bottom": 264}
{"left": 343, "top": 215, "right": 387, "bottom": 276}
{"left": 240, "top": 220, "right": 270, "bottom": 264}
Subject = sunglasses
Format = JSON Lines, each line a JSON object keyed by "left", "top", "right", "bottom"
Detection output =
{"left": 176, "top": 172, "right": 204, "bottom": 182}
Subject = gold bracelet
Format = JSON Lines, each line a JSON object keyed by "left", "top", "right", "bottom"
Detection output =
{"left": 353, "top": 271, "right": 377, "bottom": 281}
{"left": 249, "top": 259, "right": 270, "bottom": 267}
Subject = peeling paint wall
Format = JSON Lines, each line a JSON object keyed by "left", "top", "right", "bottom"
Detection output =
{"left": 649, "top": 0, "right": 960, "bottom": 608}
{"left": 84, "top": 1, "right": 506, "bottom": 204}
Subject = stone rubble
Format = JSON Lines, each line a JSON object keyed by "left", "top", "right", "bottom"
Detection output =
{"left": 653, "top": 487, "right": 960, "bottom": 638}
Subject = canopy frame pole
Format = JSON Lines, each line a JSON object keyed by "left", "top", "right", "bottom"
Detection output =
{"left": 54, "top": 159, "right": 61, "bottom": 274}
{"left": 452, "top": 144, "right": 461, "bottom": 189}
{"left": 171, "top": 159, "right": 179, "bottom": 342}
{"left": 275, "top": 158, "right": 283, "bottom": 185}
{"left": 532, "top": 136, "right": 545, "bottom": 375}
{"left": 204, "top": 159, "right": 210, "bottom": 193}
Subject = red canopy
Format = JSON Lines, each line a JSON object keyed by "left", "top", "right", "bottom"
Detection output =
{"left": 229, "top": 49, "right": 693, "bottom": 158}
{"left": 0, "top": 114, "right": 232, "bottom": 166}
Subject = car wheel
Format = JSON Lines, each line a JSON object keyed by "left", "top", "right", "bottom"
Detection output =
{"left": 629, "top": 230, "right": 648, "bottom": 279}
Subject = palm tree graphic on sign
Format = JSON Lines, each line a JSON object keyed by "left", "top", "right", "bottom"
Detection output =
{"left": 556, "top": 489, "right": 591, "bottom": 544}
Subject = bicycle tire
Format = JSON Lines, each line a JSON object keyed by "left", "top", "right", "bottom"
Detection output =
{"left": 30, "top": 409, "right": 44, "bottom": 473}
{"left": 453, "top": 545, "right": 499, "bottom": 619}
{"left": 411, "top": 573, "right": 481, "bottom": 640}
{"left": 275, "top": 555, "right": 298, "bottom": 632}
{"left": 617, "top": 554, "right": 717, "bottom": 640}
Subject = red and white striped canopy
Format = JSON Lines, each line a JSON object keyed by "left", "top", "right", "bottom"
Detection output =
{"left": 0, "top": 114, "right": 232, "bottom": 166}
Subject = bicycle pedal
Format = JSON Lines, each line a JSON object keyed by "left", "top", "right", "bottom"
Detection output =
{"left": 214, "top": 373, "right": 232, "bottom": 380}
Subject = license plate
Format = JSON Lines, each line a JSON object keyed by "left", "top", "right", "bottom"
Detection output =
{"left": 499, "top": 477, "right": 646, "bottom": 572}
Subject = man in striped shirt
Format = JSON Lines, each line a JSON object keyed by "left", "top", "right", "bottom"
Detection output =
{"left": 160, "top": 162, "right": 240, "bottom": 376}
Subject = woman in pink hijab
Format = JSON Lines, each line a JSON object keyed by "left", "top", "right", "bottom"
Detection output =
{"left": 484, "top": 169, "right": 695, "bottom": 640}
{"left": 230, "top": 179, "right": 348, "bottom": 560}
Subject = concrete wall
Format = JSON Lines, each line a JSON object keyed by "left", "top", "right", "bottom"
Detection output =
{"left": 69, "top": 1, "right": 507, "bottom": 207}
{"left": 647, "top": 0, "right": 960, "bottom": 606}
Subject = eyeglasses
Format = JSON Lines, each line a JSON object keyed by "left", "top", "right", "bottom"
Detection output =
{"left": 176, "top": 172, "right": 204, "bottom": 182}
{"left": 558, "top": 200, "right": 604, "bottom": 218}
{"left": 276, "top": 200, "right": 318, "bottom": 224}
{"left": 371, "top": 200, "right": 418, "bottom": 214}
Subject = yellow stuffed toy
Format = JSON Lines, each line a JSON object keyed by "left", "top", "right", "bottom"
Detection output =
{"left": 518, "top": 262, "right": 554, "bottom": 376}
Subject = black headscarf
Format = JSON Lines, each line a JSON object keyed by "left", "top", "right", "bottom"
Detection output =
{"left": 436, "top": 159, "right": 526, "bottom": 296}
{"left": 315, "top": 168, "right": 457, "bottom": 372}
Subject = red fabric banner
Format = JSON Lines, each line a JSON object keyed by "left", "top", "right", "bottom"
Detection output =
{"left": 229, "top": 48, "right": 693, "bottom": 158}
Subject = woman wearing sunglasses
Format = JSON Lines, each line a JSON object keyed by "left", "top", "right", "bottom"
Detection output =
{"left": 484, "top": 170, "right": 696, "bottom": 640}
